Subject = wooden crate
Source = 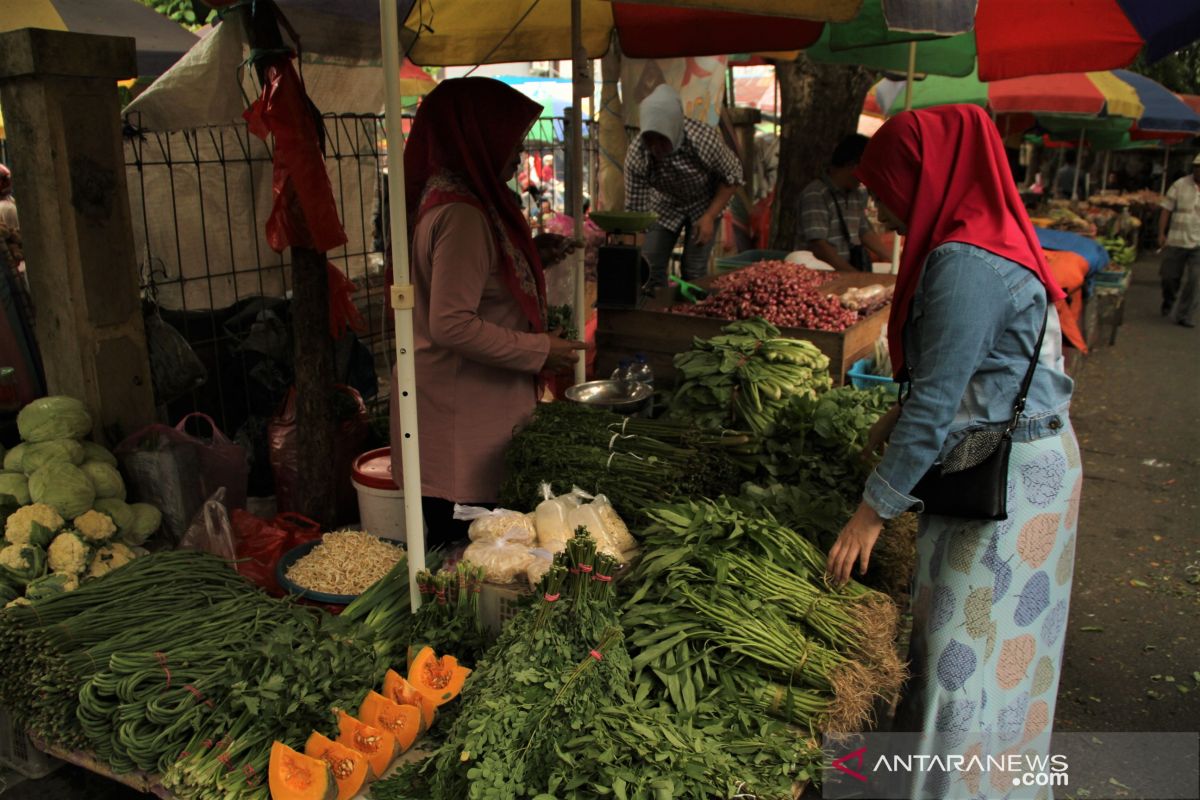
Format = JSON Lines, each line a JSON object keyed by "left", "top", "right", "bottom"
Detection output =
{"left": 596, "top": 272, "right": 894, "bottom": 386}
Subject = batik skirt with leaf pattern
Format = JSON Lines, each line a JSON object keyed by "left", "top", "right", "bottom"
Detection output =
{"left": 893, "top": 424, "right": 1082, "bottom": 800}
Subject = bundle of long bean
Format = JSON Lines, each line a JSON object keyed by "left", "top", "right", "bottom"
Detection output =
{"left": 499, "top": 401, "right": 750, "bottom": 516}
{"left": 621, "top": 497, "right": 903, "bottom": 734}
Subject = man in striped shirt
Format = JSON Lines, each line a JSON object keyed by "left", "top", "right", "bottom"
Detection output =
{"left": 625, "top": 85, "right": 744, "bottom": 288}
{"left": 800, "top": 134, "right": 889, "bottom": 272}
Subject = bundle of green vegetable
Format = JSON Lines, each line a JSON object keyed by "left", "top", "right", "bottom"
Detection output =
{"left": 668, "top": 318, "right": 832, "bottom": 436}
{"left": 411, "top": 560, "right": 490, "bottom": 666}
{"left": 500, "top": 401, "right": 751, "bottom": 517}
{"left": 621, "top": 497, "right": 903, "bottom": 734}
{"left": 0, "top": 549, "right": 422, "bottom": 799}
{"left": 376, "top": 529, "right": 817, "bottom": 800}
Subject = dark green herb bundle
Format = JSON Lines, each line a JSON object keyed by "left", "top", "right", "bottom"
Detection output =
{"left": 410, "top": 561, "right": 490, "bottom": 667}
{"left": 500, "top": 401, "right": 751, "bottom": 518}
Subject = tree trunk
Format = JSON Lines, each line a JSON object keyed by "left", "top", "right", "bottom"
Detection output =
{"left": 237, "top": 1, "right": 338, "bottom": 524}
{"left": 291, "top": 247, "right": 338, "bottom": 524}
{"left": 769, "top": 56, "right": 874, "bottom": 252}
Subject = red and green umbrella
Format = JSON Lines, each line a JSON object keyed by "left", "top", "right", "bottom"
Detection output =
{"left": 809, "top": 0, "right": 1200, "bottom": 82}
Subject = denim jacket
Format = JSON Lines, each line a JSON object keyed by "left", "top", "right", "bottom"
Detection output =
{"left": 864, "top": 242, "right": 1075, "bottom": 519}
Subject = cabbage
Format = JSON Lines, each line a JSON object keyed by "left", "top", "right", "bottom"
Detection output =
{"left": 17, "top": 396, "right": 93, "bottom": 443}
{"left": 94, "top": 498, "right": 135, "bottom": 535}
{"left": 126, "top": 503, "right": 162, "bottom": 545}
{"left": 81, "top": 441, "right": 119, "bottom": 467}
{"left": 3, "top": 445, "right": 27, "bottom": 473}
{"left": 25, "top": 572, "right": 77, "bottom": 600}
{"left": 21, "top": 439, "right": 85, "bottom": 474}
{"left": 80, "top": 461, "right": 126, "bottom": 500}
{"left": 0, "top": 473, "right": 30, "bottom": 505}
{"left": 28, "top": 463, "right": 95, "bottom": 520}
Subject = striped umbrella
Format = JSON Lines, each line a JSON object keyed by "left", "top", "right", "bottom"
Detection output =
{"left": 809, "top": 0, "right": 1200, "bottom": 82}
{"left": 0, "top": 0, "right": 197, "bottom": 77}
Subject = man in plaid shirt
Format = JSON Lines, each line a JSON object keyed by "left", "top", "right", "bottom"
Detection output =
{"left": 625, "top": 85, "right": 743, "bottom": 288}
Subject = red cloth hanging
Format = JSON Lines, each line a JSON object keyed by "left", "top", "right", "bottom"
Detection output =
{"left": 244, "top": 58, "right": 348, "bottom": 254}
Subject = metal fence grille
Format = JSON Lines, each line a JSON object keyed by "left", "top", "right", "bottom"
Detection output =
{"left": 122, "top": 113, "right": 597, "bottom": 449}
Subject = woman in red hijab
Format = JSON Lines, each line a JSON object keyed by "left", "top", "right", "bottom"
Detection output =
{"left": 826, "top": 106, "right": 1079, "bottom": 797}
{"left": 391, "top": 78, "right": 583, "bottom": 549}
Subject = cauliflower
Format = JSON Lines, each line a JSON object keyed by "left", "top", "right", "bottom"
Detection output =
{"left": 5, "top": 503, "right": 64, "bottom": 548}
{"left": 0, "top": 544, "right": 46, "bottom": 586}
{"left": 86, "top": 541, "right": 136, "bottom": 580}
{"left": 73, "top": 509, "right": 117, "bottom": 543}
{"left": 48, "top": 531, "right": 90, "bottom": 576}
{"left": 5, "top": 596, "right": 32, "bottom": 609}
{"left": 26, "top": 572, "right": 78, "bottom": 600}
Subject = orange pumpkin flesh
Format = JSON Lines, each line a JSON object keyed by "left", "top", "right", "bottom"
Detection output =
{"left": 382, "top": 669, "right": 436, "bottom": 731}
{"left": 358, "top": 691, "right": 422, "bottom": 754}
{"left": 408, "top": 646, "right": 471, "bottom": 707}
{"left": 269, "top": 740, "right": 337, "bottom": 800}
{"left": 335, "top": 710, "right": 398, "bottom": 780}
{"left": 303, "top": 732, "right": 369, "bottom": 800}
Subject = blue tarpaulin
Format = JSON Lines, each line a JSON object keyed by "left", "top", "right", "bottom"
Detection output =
{"left": 1035, "top": 227, "right": 1111, "bottom": 297}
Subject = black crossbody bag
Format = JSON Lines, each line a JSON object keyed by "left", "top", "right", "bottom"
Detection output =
{"left": 907, "top": 308, "right": 1048, "bottom": 521}
{"left": 823, "top": 179, "right": 872, "bottom": 272}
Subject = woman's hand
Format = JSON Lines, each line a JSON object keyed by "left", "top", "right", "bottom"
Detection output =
{"left": 863, "top": 404, "right": 902, "bottom": 461}
{"left": 534, "top": 233, "right": 577, "bottom": 268}
{"left": 542, "top": 328, "right": 586, "bottom": 372}
{"left": 826, "top": 501, "right": 885, "bottom": 586}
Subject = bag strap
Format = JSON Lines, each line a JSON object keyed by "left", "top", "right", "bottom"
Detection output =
{"left": 175, "top": 412, "right": 231, "bottom": 444}
{"left": 822, "top": 177, "right": 855, "bottom": 244}
{"left": 1007, "top": 306, "right": 1049, "bottom": 432}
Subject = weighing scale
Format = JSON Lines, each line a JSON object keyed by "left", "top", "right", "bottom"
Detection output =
{"left": 590, "top": 211, "right": 658, "bottom": 309}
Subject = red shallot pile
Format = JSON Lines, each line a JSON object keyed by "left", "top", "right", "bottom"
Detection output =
{"left": 669, "top": 260, "right": 883, "bottom": 332}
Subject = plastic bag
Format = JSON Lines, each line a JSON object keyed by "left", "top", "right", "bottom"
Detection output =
{"left": 525, "top": 548, "right": 555, "bottom": 589}
{"left": 533, "top": 485, "right": 589, "bottom": 553}
{"left": 115, "top": 423, "right": 206, "bottom": 542}
{"left": 461, "top": 529, "right": 535, "bottom": 584}
{"left": 268, "top": 385, "right": 368, "bottom": 523}
{"left": 454, "top": 504, "right": 537, "bottom": 545}
{"left": 566, "top": 502, "right": 622, "bottom": 558}
{"left": 232, "top": 509, "right": 323, "bottom": 595}
{"left": 179, "top": 488, "right": 236, "bottom": 561}
{"left": 591, "top": 494, "right": 637, "bottom": 554}
{"left": 144, "top": 308, "right": 207, "bottom": 404}
{"left": 175, "top": 413, "right": 249, "bottom": 512}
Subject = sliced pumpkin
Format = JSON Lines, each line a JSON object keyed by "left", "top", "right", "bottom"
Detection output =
{"left": 408, "top": 646, "right": 471, "bottom": 707}
{"left": 382, "top": 669, "right": 436, "bottom": 731}
{"left": 358, "top": 691, "right": 422, "bottom": 754}
{"left": 269, "top": 740, "right": 337, "bottom": 800}
{"left": 335, "top": 709, "right": 399, "bottom": 780}
{"left": 303, "top": 732, "right": 369, "bottom": 800}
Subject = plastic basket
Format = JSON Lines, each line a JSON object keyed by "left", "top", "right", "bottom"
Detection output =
{"left": 848, "top": 358, "right": 899, "bottom": 395}
{"left": 714, "top": 248, "right": 790, "bottom": 273}
{"left": 479, "top": 581, "right": 529, "bottom": 636}
{"left": 0, "top": 708, "right": 60, "bottom": 779}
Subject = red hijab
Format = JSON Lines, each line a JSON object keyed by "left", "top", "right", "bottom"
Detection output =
{"left": 855, "top": 104, "right": 1065, "bottom": 378}
{"left": 404, "top": 78, "right": 547, "bottom": 332}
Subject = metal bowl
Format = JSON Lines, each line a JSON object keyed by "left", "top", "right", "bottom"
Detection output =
{"left": 564, "top": 380, "right": 652, "bottom": 414}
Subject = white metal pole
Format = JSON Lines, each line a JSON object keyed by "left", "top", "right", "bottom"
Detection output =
{"left": 380, "top": 0, "right": 426, "bottom": 611}
{"left": 570, "top": 0, "right": 587, "bottom": 386}
{"left": 889, "top": 41, "right": 916, "bottom": 275}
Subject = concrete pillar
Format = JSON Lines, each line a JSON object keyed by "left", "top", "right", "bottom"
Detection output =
{"left": 0, "top": 29, "right": 155, "bottom": 444}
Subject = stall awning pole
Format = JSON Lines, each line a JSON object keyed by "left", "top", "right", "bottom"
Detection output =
{"left": 1072, "top": 128, "right": 1085, "bottom": 200}
{"left": 380, "top": 0, "right": 426, "bottom": 611}
{"left": 1101, "top": 150, "right": 1111, "bottom": 192}
{"left": 889, "top": 41, "right": 916, "bottom": 275}
{"left": 570, "top": 0, "right": 587, "bottom": 386}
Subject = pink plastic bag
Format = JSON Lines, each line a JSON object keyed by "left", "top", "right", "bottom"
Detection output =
{"left": 115, "top": 413, "right": 249, "bottom": 541}
{"left": 174, "top": 413, "right": 249, "bottom": 512}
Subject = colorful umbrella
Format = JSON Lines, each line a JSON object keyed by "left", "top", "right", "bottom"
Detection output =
{"left": 399, "top": 59, "right": 437, "bottom": 98}
{"left": 0, "top": 0, "right": 198, "bottom": 77}
{"left": 1114, "top": 70, "right": 1200, "bottom": 139}
{"left": 885, "top": 69, "right": 1144, "bottom": 120}
{"left": 398, "top": 0, "right": 839, "bottom": 65}
{"left": 809, "top": 0, "right": 1200, "bottom": 82}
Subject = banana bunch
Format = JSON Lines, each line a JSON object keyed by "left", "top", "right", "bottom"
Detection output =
{"left": 1098, "top": 236, "right": 1136, "bottom": 267}
{"left": 669, "top": 319, "right": 832, "bottom": 436}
